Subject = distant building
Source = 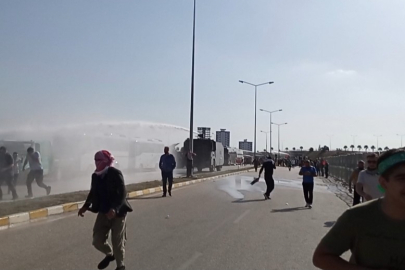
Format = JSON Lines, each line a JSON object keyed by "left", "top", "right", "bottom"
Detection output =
{"left": 197, "top": 127, "right": 211, "bottom": 139}
{"left": 216, "top": 129, "right": 230, "bottom": 147}
{"left": 239, "top": 139, "right": 252, "bottom": 151}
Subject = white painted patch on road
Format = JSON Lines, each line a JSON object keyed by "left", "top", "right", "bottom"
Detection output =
{"left": 177, "top": 252, "right": 203, "bottom": 270}
{"left": 233, "top": 209, "right": 250, "bottom": 224}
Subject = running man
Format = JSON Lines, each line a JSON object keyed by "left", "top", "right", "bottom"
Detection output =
{"left": 23, "top": 147, "right": 51, "bottom": 198}
{"left": 258, "top": 155, "right": 276, "bottom": 200}
{"left": 299, "top": 160, "right": 317, "bottom": 208}
{"left": 348, "top": 160, "right": 365, "bottom": 206}
{"left": 356, "top": 153, "right": 384, "bottom": 202}
{"left": 313, "top": 148, "right": 405, "bottom": 269}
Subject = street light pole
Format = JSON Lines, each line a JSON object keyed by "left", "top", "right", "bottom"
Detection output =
{"left": 239, "top": 80, "right": 274, "bottom": 158}
{"left": 327, "top": 134, "right": 333, "bottom": 150}
{"left": 272, "top": 122, "right": 287, "bottom": 156}
{"left": 397, "top": 134, "right": 405, "bottom": 147}
{"left": 188, "top": 0, "right": 196, "bottom": 177}
{"left": 351, "top": 135, "right": 357, "bottom": 146}
{"left": 374, "top": 134, "right": 382, "bottom": 149}
{"left": 260, "top": 108, "right": 282, "bottom": 154}
{"left": 261, "top": 130, "right": 269, "bottom": 152}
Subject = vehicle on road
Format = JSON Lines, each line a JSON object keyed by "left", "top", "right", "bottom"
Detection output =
{"left": 183, "top": 138, "right": 224, "bottom": 172}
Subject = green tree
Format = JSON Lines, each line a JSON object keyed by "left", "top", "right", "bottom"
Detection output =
{"left": 300, "top": 146, "right": 303, "bottom": 151}
{"left": 384, "top": 146, "right": 389, "bottom": 151}
{"left": 292, "top": 147, "right": 296, "bottom": 151}
{"left": 344, "top": 145, "right": 348, "bottom": 151}
{"left": 350, "top": 145, "right": 355, "bottom": 151}
{"left": 285, "top": 147, "right": 289, "bottom": 151}
{"left": 357, "top": 145, "right": 362, "bottom": 151}
{"left": 364, "top": 145, "right": 369, "bottom": 152}
{"left": 371, "top": 145, "right": 376, "bottom": 152}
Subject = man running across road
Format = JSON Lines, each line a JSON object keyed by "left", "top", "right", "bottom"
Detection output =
{"left": 159, "top": 146, "right": 176, "bottom": 197}
{"left": 313, "top": 148, "right": 405, "bottom": 269}
{"left": 348, "top": 160, "right": 365, "bottom": 206}
{"left": 0, "top": 146, "right": 18, "bottom": 200}
{"left": 22, "top": 147, "right": 51, "bottom": 198}
{"left": 356, "top": 153, "right": 384, "bottom": 202}
{"left": 258, "top": 155, "right": 276, "bottom": 200}
{"left": 299, "top": 160, "right": 317, "bottom": 208}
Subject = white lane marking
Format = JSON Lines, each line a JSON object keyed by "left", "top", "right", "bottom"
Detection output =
{"left": 233, "top": 209, "right": 250, "bottom": 224}
{"left": 177, "top": 252, "right": 203, "bottom": 270}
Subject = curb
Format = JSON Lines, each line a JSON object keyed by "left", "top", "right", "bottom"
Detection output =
{"left": 0, "top": 168, "right": 252, "bottom": 230}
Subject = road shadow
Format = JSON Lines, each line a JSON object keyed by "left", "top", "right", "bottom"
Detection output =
{"left": 130, "top": 196, "right": 164, "bottom": 200}
{"left": 324, "top": 221, "right": 336, "bottom": 227}
{"left": 232, "top": 199, "right": 266, "bottom": 203}
{"left": 271, "top": 207, "right": 309, "bottom": 213}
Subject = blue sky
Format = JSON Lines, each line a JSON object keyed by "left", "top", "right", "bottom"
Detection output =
{"left": 1, "top": 0, "right": 405, "bottom": 150}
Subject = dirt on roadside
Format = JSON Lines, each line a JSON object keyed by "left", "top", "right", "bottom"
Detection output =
{"left": 0, "top": 167, "right": 252, "bottom": 218}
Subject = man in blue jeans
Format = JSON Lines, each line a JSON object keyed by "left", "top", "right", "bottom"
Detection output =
{"left": 159, "top": 147, "right": 176, "bottom": 197}
{"left": 299, "top": 160, "right": 317, "bottom": 208}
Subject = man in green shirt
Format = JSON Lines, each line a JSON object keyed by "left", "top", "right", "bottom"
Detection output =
{"left": 313, "top": 148, "right": 405, "bottom": 270}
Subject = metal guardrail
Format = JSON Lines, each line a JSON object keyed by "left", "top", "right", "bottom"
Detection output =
{"left": 328, "top": 153, "right": 368, "bottom": 183}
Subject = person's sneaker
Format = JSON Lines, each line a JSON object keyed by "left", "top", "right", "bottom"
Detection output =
{"left": 115, "top": 266, "right": 125, "bottom": 270}
{"left": 168, "top": 191, "right": 172, "bottom": 197}
{"left": 305, "top": 204, "right": 309, "bottom": 208}
{"left": 162, "top": 194, "right": 166, "bottom": 197}
{"left": 46, "top": 186, "right": 52, "bottom": 195}
{"left": 97, "top": 255, "right": 115, "bottom": 270}
{"left": 308, "top": 205, "right": 312, "bottom": 209}
{"left": 263, "top": 193, "right": 270, "bottom": 200}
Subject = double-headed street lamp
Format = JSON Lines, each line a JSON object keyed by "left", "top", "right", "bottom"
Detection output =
{"left": 272, "top": 122, "right": 287, "bottom": 156}
{"left": 260, "top": 108, "right": 282, "bottom": 153}
{"left": 374, "top": 134, "right": 382, "bottom": 149}
{"left": 397, "top": 134, "right": 405, "bottom": 147}
{"left": 239, "top": 80, "right": 274, "bottom": 158}
{"left": 260, "top": 130, "right": 269, "bottom": 152}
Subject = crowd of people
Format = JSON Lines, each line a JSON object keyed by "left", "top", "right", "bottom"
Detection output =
{"left": 0, "top": 146, "right": 51, "bottom": 200}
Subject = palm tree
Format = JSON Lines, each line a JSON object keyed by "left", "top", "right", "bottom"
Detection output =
{"left": 292, "top": 147, "right": 296, "bottom": 151}
{"left": 309, "top": 147, "right": 314, "bottom": 152}
{"left": 384, "top": 146, "right": 389, "bottom": 151}
{"left": 364, "top": 145, "right": 369, "bottom": 152}
{"left": 285, "top": 147, "right": 289, "bottom": 151}
{"left": 343, "top": 145, "right": 348, "bottom": 151}
{"left": 371, "top": 145, "right": 376, "bottom": 152}
{"left": 357, "top": 145, "right": 362, "bottom": 152}
{"left": 271, "top": 147, "right": 274, "bottom": 151}
{"left": 378, "top": 147, "right": 382, "bottom": 152}
{"left": 300, "top": 146, "right": 303, "bottom": 151}
{"left": 350, "top": 145, "right": 355, "bottom": 152}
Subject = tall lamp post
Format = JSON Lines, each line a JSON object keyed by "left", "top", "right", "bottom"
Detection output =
{"left": 397, "top": 134, "right": 405, "bottom": 147}
{"left": 260, "top": 108, "right": 282, "bottom": 154}
{"left": 327, "top": 134, "right": 333, "bottom": 150}
{"left": 351, "top": 135, "right": 357, "bottom": 146}
{"left": 272, "top": 122, "right": 287, "bottom": 156}
{"left": 374, "top": 134, "right": 382, "bottom": 149}
{"left": 188, "top": 0, "right": 197, "bottom": 177}
{"left": 260, "top": 130, "right": 269, "bottom": 152}
{"left": 239, "top": 80, "right": 274, "bottom": 158}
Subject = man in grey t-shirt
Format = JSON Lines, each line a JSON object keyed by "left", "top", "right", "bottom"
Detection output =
{"left": 356, "top": 153, "right": 384, "bottom": 201}
{"left": 23, "top": 147, "right": 51, "bottom": 198}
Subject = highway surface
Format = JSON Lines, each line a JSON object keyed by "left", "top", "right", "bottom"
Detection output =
{"left": 0, "top": 167, "right": 349, "bottom": 270}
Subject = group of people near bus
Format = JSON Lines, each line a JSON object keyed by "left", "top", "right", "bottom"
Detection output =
{"left": 0, "top": 146, "right": 51, "bottom": 200}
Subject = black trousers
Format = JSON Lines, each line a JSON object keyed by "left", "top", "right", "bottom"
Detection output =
{"left": 186, "top": 160, "right": 193, "bottom": 177}
{"left": 0, "top": 174, "right": 18, "bottom": 200}
{"left": 302, "top": 182, "right": 314, "bottom": 204}
{"left": 353, "top": 186, "right": 362, "bottom": 206}
{"left": 254, "top": 165, "right": 258, "bottom": 172}
{"left": 27, "top": 169, "right": 48, "bottom": 196}
{"left": 264, "top": 176, "right": 275, "bottom": 197}
{"left": 162, "top": 171, "right": 173, "bottom": 195}
{"left": 325, "top": 168, "right": 329, "bottom": 178}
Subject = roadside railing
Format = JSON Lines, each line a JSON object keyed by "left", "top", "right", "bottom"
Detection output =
{"left": 328, "top": 153, "right": 367, "bottom": 183}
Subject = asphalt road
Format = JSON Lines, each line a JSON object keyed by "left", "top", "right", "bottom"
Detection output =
{"left": 0, "top": 167, "right": 348, "bottom": 270}
{"left": 0, "top": 165, "right": 243, "bottom": 201}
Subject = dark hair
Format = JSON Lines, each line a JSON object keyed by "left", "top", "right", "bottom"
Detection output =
{"left": 0, "top": 146, "right": 6, "bottom": 151}
{"left": 27, "top": 147, "right": 34, "bottom": 152}
{"left": 367, "top": 153, "right": 379, "bottom": 158}
{"left": 13, "top": 152, "right": 17, "bottom": 155}
{"left": 378, "top": 148, "right": 405, "bottom": 179}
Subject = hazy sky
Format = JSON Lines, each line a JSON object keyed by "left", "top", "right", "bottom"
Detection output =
{"left": 1, "top": 0, "right": 405, "bottom": 151}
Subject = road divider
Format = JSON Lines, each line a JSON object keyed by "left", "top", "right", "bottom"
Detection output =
{"left": 0, "top": 168, "right": 253, "bottom": 229}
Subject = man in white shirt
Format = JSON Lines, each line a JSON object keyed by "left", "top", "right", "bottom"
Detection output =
{"left": 356, "top": 153, "right": 384, "bottom": 201}
{"left": 23, "top": 147, "right": 51, "bottom": 198}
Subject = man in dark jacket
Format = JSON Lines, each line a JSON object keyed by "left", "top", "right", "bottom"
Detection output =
{"left": 0, "top": 146, "right": 18, "bottom": 200}
{"left": 78, "top": 150, "right": 132, "bottom": 270}
{"left": 159, "top": 146, "right": 176, "bottom": 197}
{"left": 258, "top": 155, "right": 277, "bottom": 200}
